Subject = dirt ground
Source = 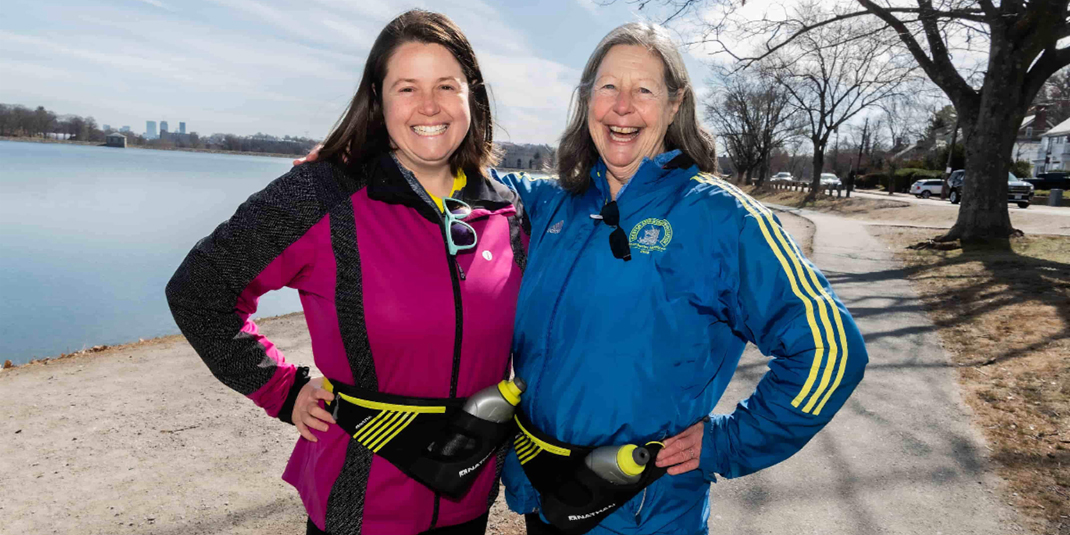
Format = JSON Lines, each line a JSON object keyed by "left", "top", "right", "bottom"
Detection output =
{"left": 869, "top": 227, "right": 1070, "bottom": 535}
{"left": 749, "top": 187, "right": 1070, "bottom": 236}
{"left": 0, "top": 211, "right": 815, "bottom": 535}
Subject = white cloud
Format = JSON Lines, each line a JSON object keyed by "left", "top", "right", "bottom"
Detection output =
{"left": 2, "top": 0, "right": 588, "bottom": 143}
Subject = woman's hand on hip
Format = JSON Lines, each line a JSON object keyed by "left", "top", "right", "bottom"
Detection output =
{"left": 293, "top": 376, "right": 336, "bottom": 442}
{"left": 655, "top": 420, "right": 703, "bottom": 475}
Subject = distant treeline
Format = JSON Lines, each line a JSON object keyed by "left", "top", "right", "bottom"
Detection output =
{"left": 0, "top": 104, "right": 320, "bottom": 156}
{"left": 1, "top": 103, "right": 556, "bottom": 160}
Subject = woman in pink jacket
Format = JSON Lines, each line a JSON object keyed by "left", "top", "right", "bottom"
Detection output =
{"left": 166, "top": 10, "right": 526, "bottom": 535}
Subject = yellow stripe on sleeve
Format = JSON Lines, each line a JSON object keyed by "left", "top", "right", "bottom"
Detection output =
{"left": 691, "top": 174, "right": 829, "bottom": 412}
{"left": 779, "top": 236, "right": 851, "bottom": 415}
{"left": 706, "top": 175, "right": 846, "bottom": 413}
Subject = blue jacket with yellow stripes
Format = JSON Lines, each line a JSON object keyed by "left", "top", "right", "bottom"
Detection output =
{"left": 494, "top": 150, "right": 867, "bottom": 534}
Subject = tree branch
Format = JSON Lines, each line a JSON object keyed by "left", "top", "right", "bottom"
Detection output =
{"left": 856, "top": 0, "right": 978, "bottom": 114}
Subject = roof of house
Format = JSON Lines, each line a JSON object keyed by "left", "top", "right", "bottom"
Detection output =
{"left": 106, "top": 132, "right": 126, "bottom": 138}
{"left": 1021, "top": 115, "right": 1035, "bottom": 129}
{"left": 1042, "top": 116, "right": 1070, "bottom": 137}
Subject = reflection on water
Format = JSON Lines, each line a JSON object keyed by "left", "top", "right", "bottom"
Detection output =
{"left": 0, "top": 141, "right": 302, "bottom": 364}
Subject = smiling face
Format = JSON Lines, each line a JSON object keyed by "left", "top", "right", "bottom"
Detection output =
{"left": 382, "top": 41, "right": 471, "bottom": 178}
{"left": 587, "top": 44, "right": 681, "bottom": 183}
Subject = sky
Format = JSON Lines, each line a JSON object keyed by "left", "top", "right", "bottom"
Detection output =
{"left": 1, "top": 0, "right": 714, "bottom": 145}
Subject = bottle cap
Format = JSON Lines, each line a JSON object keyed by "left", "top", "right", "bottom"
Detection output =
{"left": 498, "top": 379, "right": 523, "bottom": 406}
{"left": 616, "top": 445, "right": 649, "bottom": 476}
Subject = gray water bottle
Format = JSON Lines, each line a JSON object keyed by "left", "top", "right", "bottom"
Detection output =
{"left": 464, "top": 377, "right": 526, "bottom": 423}
{"left": 584, "top": 444, "right": 650, "bottom": 485}
{"left": 433, "top": 378, "right": 526, "bottom": 457}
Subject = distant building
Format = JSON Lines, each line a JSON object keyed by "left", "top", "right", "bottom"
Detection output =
{"left": 105, "top": 133, "right": 127, "bottom": 148}
{"left": 159, "top": 131, "right": 192, "bottom": 144}
{"left": 103, "top": 124, "right": 112, "bottom": 131}
{"left": 1035, "top": 113, "right": 1070, "bottom": 174}
{"left": 146, "top": 121, "right": 157, "bottom": 139}
{"left": 179, "top": 122, "right": 186, "bottom": 134}
{"left": 496, "top": 142, "right": 555, "bottom": 171}
{"left": 120, "top": 126, "right": 131, "bottom": 133}
{"left": 1013, "top": 106, "right": 1053, "bottom": 176}
{"left": 160, "top": 121, "right": 169, "bottom": 133}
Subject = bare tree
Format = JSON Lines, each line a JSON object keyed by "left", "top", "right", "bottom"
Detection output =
{"left": 707, "top": 65, "right": 801, "bottom": 186}
{"left": 880, "top": 97, "right": 927, "bottom": 154}
{"left": 706, "top": 73, "right": 762, "bottom": 183}
{"left": 1038, "top": 67, "right": 1070, "bottom": 125}
{"left": 766, "top": 8, "right": 917, "bottom": 199}
{"left": 620, "top": 0, "right": 1070, "bottom": 242}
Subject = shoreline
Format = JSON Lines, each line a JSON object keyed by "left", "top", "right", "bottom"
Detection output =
{"left": 0, "top": 312, "right": 306, "bottom": 371}
{"left": 0, "top": 136, "right": 308, "bottom": 159}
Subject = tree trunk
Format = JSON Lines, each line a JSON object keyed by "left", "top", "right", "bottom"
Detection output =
{"left": 807, "top": 140, "right": 825, "bottom": 201}
{"left": 937, "top": 50, "right": 1024, "bottom": 243}
{"left": 756, "top": 154, "right": 770, "bottom": 188}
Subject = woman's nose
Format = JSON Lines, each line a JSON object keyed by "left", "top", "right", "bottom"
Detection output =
{"left": 613, "top": 90, "right": 633, "bottom": 115}
{"left": 419, "top": 92, "right": 441, "bottom": 116}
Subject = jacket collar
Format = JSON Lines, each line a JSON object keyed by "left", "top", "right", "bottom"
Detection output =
{"left": 589, "top": 150, "right": 697, "bottom": 202}
{"left": 365, "top": 152, "right": 512, "bottom": 224}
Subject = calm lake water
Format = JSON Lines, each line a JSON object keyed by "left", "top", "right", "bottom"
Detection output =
{"left": 1, "top": 141, "right": 303, "bottom": 365}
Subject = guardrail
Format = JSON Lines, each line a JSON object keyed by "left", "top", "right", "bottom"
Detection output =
{"left": 768, "top": 181, "right": 846, "bottom": 197}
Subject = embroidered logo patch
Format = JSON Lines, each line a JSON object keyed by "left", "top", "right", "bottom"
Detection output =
{"left": 628, "top": 218, "right": 672, "bottom": 254}
{"left": 547, "top": 220, "right": 564, "bottom": 234}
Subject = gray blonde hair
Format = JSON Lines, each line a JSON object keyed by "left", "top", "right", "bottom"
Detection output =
{"left": 556, "top": 21, "right": 717, "bottom": 193}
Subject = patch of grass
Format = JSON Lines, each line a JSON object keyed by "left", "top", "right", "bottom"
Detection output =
{"left": 744, "top": 185, "right": 912, "bottom": 214}
{"left": 870, "top": 227, "right": 1070, "bottom": 534}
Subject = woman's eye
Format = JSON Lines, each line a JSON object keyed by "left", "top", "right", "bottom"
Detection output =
{"left": 399, "top": 87, "right": 414, "bottom": 93}
{"left": 602, "top": 84, "right": 616, "bottom": 90}
{"left": 639, "top": 87, "right": 653, "bottom": 94}
{"left": 439, "top": 84, "right": 456, "bottom": 91}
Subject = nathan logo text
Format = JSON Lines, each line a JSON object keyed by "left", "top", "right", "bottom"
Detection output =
{"left": 567, "top": 503, "right": 617, "bottom": 522}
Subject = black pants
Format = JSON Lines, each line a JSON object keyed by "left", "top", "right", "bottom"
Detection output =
{"left": 524, "top": 513, "right": 567, "bottom": 535}
{"left": 306, "top": 513, "right": 489, "bottom": 535}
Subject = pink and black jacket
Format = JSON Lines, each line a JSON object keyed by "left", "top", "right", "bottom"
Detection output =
{"left": 166, "top": 154, "right": 527, "bottom": 534}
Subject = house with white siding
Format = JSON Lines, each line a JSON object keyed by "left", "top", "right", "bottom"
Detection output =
{"left": 1033, "top": 114, "right": 1070, "bottom": 175}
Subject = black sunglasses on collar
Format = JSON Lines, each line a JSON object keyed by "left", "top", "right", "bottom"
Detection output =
{"left": 591, "top": 201, "right": 631, "bottom": 261}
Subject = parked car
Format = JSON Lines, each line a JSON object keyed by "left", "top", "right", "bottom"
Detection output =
{"left": 819, "top": 173, "right": 842, "bottom": 187}
{"left": 909, "top": 178, "right": 944, "bottom": 199}
{"left": 1024, "top": 172, "right": 1070, "bottom": 191}
{"left": 770, "top": 171, "right": 793, "bottom": 182}
{"left": 947, "top": 169, "right": 1035, "bottom": 208}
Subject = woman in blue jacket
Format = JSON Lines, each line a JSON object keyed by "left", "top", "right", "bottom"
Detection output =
{"left": 495, "top": 21, "right": 868, "bottom": 535}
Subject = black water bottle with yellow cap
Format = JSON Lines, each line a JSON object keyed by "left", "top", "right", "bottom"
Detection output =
{"left": 431, "top": 378, "right": 526, "bottom": 458}
{"left": 584, "top": 444, "right": 650, "bottom": 485}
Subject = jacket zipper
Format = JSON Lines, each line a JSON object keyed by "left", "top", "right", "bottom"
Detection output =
{"left": 634, "top": 488, "right": 647, "bottom": 524}
{"left": 428, "top": 210, "right": 465, "bottom": 531}
{"left": 534, "top": 213, "right": 603, "bottom": 402}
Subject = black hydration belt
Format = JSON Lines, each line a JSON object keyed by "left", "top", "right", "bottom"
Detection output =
{"left": 514, "top": 411, "right": 667, "bottom": 535}
{"left": 323, "top": 378, "right": 516, "bottom": 499}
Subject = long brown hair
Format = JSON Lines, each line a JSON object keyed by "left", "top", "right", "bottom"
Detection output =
{"left": 557, "top": 22, "right": 717, "bottom": 193}
{"left": 319, "top": 9, "right": 498, "bottom": 178}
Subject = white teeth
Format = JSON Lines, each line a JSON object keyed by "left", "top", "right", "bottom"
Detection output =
{"left": 608, "top": 126, "right": 639, "bottom": 134}
{"left": 412, "top": 125, "right": 448, "bottom": 136}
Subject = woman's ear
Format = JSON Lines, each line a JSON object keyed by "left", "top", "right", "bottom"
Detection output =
{"left": 668, "top": 91, "right": 684, "bottom": 125}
